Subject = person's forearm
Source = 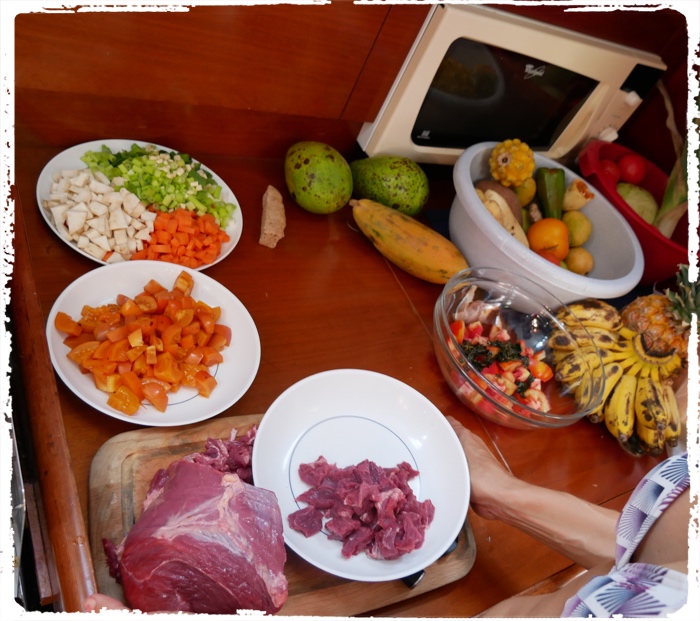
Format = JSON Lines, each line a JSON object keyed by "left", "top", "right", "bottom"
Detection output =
{"left": 492, "top": 478, "right": 619, "bottom": 569}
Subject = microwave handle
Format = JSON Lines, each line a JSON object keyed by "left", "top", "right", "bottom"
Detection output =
{"left": 546, "top": 84, "right": 611, "bottom": 160}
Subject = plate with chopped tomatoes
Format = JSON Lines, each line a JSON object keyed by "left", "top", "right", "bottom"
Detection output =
{"left": 47, "top": 262, "right": 260, "bottom": 426}
{"left": 36, "top": 139, "right": 242, "bottom": 270}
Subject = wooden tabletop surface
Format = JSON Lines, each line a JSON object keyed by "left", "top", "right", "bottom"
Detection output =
{"left": 11, "top": 142, "right": 663, "bottom": 616}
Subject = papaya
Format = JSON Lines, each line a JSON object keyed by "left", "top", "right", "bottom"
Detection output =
{"left": 351, "top": 198, "right": 468, "bottom": 284}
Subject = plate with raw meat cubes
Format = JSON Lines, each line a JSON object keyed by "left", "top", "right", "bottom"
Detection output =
{"left": 252, "top": 368, "right": 470, "bottom": 582}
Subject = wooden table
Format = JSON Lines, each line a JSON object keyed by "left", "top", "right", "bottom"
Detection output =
{"left": 10, "top": 142, "right": 662, "bottom": 616}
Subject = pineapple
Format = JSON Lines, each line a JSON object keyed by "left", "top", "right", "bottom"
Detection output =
{"left": 488, "top": 139, "right": 535, "bottom": 187}
{"left": 621, "top": 264, "right": 697, "bottom": 362}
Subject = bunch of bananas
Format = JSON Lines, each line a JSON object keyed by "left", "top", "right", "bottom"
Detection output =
{"left": 550, "top": 299, "right": 683, "bottom": 456}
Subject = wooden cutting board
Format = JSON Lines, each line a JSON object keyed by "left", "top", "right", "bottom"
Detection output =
{"left": 89, "top": 414, "right": 476, "bottom": 616}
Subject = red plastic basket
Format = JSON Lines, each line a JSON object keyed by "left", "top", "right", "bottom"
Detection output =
{"left": 578, "top": 140, "right": 688, "bottom": 285}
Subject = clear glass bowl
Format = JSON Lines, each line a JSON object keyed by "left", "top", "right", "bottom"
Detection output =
{"left": 433, "top": 267, "right": 605, "bottom": 429}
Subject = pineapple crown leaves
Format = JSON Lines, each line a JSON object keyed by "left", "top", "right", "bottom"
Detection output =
{"left": 665, "top": 264, "right": 698, "bottom": 327}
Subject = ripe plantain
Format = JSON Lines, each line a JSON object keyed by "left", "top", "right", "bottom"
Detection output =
{"left": 636, "top": 419, "right": 665, "bottom": 456}
{"left": 604, "top": 373, "right": 637, "bottom": 442}
{"left": 587, "top": 362, "right": 624, "bottom": 423}
{"left": 660, "top": 383, "right": 682, "bottom": 447}
{"left": 557, "top": 299, "right": 623, "bottom": 331}
{"left": 552, "top": 298, "right": 684, "bottom": 456}
{"left": 554, "top": 349, "right": 602, "bottom": 384}
{"left": 634, "top": 377, "right": 668, "bottom": 432}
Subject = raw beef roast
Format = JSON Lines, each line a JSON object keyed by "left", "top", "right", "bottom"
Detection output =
{"left": 103, "top": 427, "right": 288, "bottom": 614}
{"left": 288, "top": 456, "right": 434, "bottom": 560}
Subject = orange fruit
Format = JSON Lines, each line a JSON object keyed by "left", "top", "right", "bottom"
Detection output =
{"left": 527, "top": 218, "right": 570, "bottom": 260}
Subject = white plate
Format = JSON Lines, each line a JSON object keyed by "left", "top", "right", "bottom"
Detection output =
{"left": 46, "top": 262, "right": 260, "bottom": 427}
{"left": 36, "top": 139, "right": 243, "bottom": 270}
{"left": 252, "top": 369, "right": 470, "bottom": 582}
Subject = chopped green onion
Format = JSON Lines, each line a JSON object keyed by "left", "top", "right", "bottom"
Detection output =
{"left": 81, "top": 143, "right": 237, "bottom": 228}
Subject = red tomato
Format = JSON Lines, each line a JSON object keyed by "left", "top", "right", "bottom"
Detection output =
{"left": 599, "top": 159, "right": 621, "bottom": 184}
{"left": 617, "top": 153, "right": 646, "bottom": 184}
{"left": 536, "top": 250, "right": 563, "bottom": 266}
{"left": 449, "top": 320, "right": 466, "bottom": 342}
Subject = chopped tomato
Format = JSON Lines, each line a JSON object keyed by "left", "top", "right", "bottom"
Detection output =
{"left": 134, "top": 293, "right": 158, "bottom": 314}
{"left": 105, "top": 324, "right": 130, "bottom": 343}
{"left": 127, "top": 328, "right": 144, "bottom": 348}
{"left": 120, "top": 370, "right": 145, "bottom": 401}
{"left": 154, "top": 351, "right": 184, "bottom": 383}
{"left": 207, "top": 332, "right": 228, "bottom": 352}
{"left": 142, "top": 381, "right": 168, "bottom": 412}
{"left": 63, "top": 332, "right": 99, "bottom": 349}
{"left": 107, "top": 338, "right": 130, "bottom": 362}
{"left": 143, "top": 279, "right": 166, "bottom": 295}
{"left": 93, "top": 372, "right": 122, "bottom": 393}
{"left": 530, "top": 360, "right": 554, "bottom": 382}
{"left": 173, "top": 271, "right": 194, "bottom": 296}
{"left": 197, "top": 310, "right": 216, "bottom": 334}
{"left": 54, "top": 311, "right": 83, "bottom": 337}
{"left": 194, "top": 370, "right": 217, "bottom": 398}
{"left": 213, "top": 324, "right": 232, "bottom": 346}
{"left": 107, "top": 385, "right": 141, "bottom": 415}
{"left": 66, "top": 340, "right": 101, "bottom": 365}
{"left": 57, "top": 271, "right": 231, "bottom": 415}
{"left": 449, "top": 320, "right": 465, "bottom": 342}
{"left": 199, "top": 346, "right": 223, "bottom": 367}
{"left": 465, "top": 322, "right": 484, "bottom": 340}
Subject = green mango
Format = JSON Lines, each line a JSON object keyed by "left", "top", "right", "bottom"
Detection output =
{"left": 284, "top": 141, "right": 352, "bottom": 214}
{"left": 350, "top": 155, "right": 429, "bottom": 216}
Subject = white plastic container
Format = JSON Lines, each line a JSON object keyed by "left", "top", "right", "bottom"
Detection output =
{"left": 449, "top": 142, "right": 644, "bottom": 305}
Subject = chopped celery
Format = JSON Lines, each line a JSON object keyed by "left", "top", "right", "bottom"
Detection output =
{"left": 81, "top": 143, "right": 237, "bottom": 228}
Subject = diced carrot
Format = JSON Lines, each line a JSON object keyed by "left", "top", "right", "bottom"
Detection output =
{"left": 149, "top": 244, "right": 172, "bottom": 254}
{"left": 132, "top": 208, "right": 228, "bottom": 269}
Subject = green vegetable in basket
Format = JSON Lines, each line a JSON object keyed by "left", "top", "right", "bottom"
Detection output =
{"left": 653, "top": 140, "right": 688, "bottom": 239}
{"left": 535, "top": 168, "right": 565, "bottom": 219}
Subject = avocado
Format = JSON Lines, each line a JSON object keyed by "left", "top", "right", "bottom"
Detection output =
{"left": 284, "top": 141, "right": 352, "bottom": 214}
{"left": 350, "top": 155, "right": 429, "bottom": 216}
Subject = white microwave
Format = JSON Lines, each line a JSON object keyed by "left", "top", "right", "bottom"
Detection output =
{"left": 358, "top": 4, "right": 666, "bottom": 165}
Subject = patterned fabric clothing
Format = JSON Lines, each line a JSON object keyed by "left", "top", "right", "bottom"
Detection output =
{"left": 561, "top": 452, "right": 689, "bottom": 618}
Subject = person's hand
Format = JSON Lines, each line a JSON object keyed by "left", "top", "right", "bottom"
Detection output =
{"left": 447, "top": 416, "right": 517, "bottom": 521}
{"left": 84, "top": 593, "right": 130, "bottom": 612}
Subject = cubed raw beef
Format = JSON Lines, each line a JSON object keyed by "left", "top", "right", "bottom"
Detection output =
{"left": 288, "top": 456, "right": 434, "bottom": 561}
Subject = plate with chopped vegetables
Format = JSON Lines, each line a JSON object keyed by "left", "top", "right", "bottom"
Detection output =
{"left": 36, "top": 139, "right": 242, "bottom": 270}
{"left": 46, "top": 262, "right": 261, "bottom": 427}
